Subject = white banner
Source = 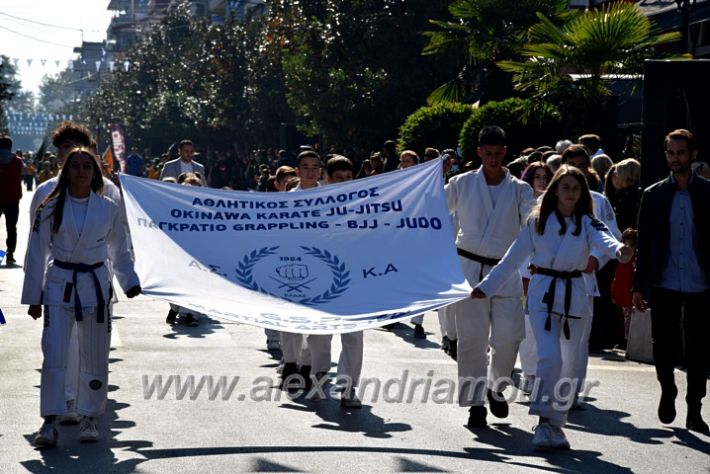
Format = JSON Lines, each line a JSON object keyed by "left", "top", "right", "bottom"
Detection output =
{"left": 120, "top": 160, "right": 471, "bottom": 334}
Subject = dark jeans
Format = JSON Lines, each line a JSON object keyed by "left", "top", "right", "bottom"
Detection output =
{"left": 24, "top": 175, "right": 34, "bottom": 191}
{"left": 0, "top": 201, "right": 19, "bottom": 255}
{"left": 650, "top": 287, "right": 709, "bottom": 408}
{"left": 590, "top": 260, "right": 622, "bottom": 349}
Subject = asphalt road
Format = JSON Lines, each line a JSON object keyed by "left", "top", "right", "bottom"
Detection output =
{"left": 0, "top": 187, "right": 708, "bottom": 473}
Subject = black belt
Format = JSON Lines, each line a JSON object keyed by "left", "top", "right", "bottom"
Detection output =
{"left": 533, "top": 267, "right": 583, "bottom": 339}
{"left": 53, "top": 260, "right": 106, "bottom": 323}
{"left": 456, "top": 248, "right": 501, "bottom": 280}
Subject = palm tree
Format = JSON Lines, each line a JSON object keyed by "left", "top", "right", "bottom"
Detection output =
{"left": 498, "top": 1, "right": 682, "bottom": 130}
{"left": 421, "top": 0, "right": 568, "bottom": 105}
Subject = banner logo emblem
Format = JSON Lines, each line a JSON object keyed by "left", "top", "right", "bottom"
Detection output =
{"left": 235, "top": 246, "right": 350, "bottom": 306}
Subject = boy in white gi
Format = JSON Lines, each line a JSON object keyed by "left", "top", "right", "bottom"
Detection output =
{"left": 473, "top": 165, "right": 633, "bottom": 449}
{"left": 280, "top": 151, "right": 321, "bottom": 390}
{"left": 306, "top": 155, "right": 364, "bottom": 407}
{"left": 23, "top": 147, "right": 141, "bottom": 447}
{"left": 445, "top": 126, "right": 535, "bottom": 428}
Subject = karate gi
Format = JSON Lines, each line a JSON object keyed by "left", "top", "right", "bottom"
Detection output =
{"left": 477, "top": 214, "right": 622, "bottom": 426}
{"left": 307, "top": 332, "right": 364, "bottom": 386}
{"left": 518, "top": 191, "right": 621, "bottom": 392}
{"left": 29, "top": 176, "right": 125, "bottom": 412}
{"left": 22, "top": 192, "right": 139, "bottom": 417}
{"left": 445, "top": 168, "right": 535, "bottom": 406}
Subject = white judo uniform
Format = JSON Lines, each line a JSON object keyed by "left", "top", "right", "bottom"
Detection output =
{"left": 477, "top": 214, "right": 622, "bottom": 427}
{"left": 437, "top": 212, "right": 460, "bottom": 341}
{"left": 517, "top": 191, "right": 621, "bottom": 391}
{"left": 445, "top": 168, "right": 535, "bottom": 406}
{"left": 22, "top": 192, "right": 139, "bottom": 417}
{"left": 28, "top": 176, "right": 124, "bottom": 413}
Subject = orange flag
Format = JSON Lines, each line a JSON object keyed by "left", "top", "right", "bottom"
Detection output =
{"left": 102, "top": 146, "right": 114, "bottom": 177}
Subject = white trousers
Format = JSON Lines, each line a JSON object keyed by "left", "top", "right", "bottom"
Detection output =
{"left": 518, "top": 313, "right": 538, "bottom": 377}
{"left": 437, "top": 304, "right": 457, "bottom": 339}
{"left": 41, "top": 305, "right": 111, "bottom": 417}
{"left": 307, "top": 332, "right": 364, "bottom": 384}
{"left": 455, "top": 295, "right": 524, "bottom": 406}
{"left": 280, "top": 332, "right": 311, "bottom": 366}
{"left": 64, "top": 326, "right": 79, "bottom": 403}
{"left": 528, "top": 309, "right": 585, "bottom": 427}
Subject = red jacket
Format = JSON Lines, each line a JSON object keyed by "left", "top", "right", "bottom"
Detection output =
{"left": 0, "top": 156, "right": 23, "bottom": 203}
{"left": 611, "top": 256, "right": 635, "bottom": 308}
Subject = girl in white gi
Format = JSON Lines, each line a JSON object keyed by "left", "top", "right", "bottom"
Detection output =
{"left": 22, "top": 147, "right": 141, "bottom": 447}
{"left": 472, "top": 166, "right": 632, "bottom": 450}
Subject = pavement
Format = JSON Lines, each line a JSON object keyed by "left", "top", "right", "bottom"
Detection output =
{"left": 0, "top": 188, "right": 708, "bottom": 473}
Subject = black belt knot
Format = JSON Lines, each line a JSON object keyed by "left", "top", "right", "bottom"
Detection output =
{"left": 457, "top": 248, "right": 501, "bottom": 281}
{"left": 53, "top": 260, "right": 106, "bottom": 323}
{"left": 533, "top": 267, "right": 583, "bottom": 339}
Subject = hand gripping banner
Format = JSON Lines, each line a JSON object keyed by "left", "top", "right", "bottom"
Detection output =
{"left": 120, "top": 160, "right": 471, "bottom": 334}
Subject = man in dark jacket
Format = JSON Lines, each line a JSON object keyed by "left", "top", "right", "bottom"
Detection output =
{"left": 0, "top": 135, "right": 22, "bottom": 265}
{"left": 633, "top": 129, "right": 710, "bottom": 434}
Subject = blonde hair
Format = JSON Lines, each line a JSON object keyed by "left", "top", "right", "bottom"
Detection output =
{"left": 610, "top": 158, "right": 641, "bottom": 188}
{"left": 399, "top": 150, "right": 419, "bottom": 163}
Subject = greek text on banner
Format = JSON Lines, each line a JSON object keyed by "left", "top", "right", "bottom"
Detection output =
{"left": 120, "top": 159, "right": 471, "bottom": 334}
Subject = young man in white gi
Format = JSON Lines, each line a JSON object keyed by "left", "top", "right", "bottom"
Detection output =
{"left": 445, "top": 126, "right": 535, "bottom": 428}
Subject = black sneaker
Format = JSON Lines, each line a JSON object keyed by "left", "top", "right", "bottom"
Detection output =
{"left": 441, "top": 335, "right": 451, "bottom": 354}
{"left": 299, "top": 365, "right": 313, "bottom": 390}
{"left": 467, "top": 405, "right": 487, "bottom": 429}
{"left": 658, "top": 386, "right": 677, "bottom": 424}
{"left": 487, "top": 389, "right": 509, "bottom": 418}
{"left": 183, "top": 313, "right": 199, "bottom": 327}
{"left": 5, "top": 253, "right": 15, "bottom": 265}
{"left": 166, "top": 309, "right": 178, "bottom": 325}
{"left": 686, "top": 412, "right": 709, "bottom": 434}
{"left": 413, "top": 324, "right": 426, "bottom": 339}
{"left": 448, "top": 339, "right": 458, "bottom": 361}
{"left": 279, "top": 362, "right": 299, "bottom": 390}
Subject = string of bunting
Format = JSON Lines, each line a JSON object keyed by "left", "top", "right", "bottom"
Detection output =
{"left": 0, "top": 56, "right": 132, "bottom": 72}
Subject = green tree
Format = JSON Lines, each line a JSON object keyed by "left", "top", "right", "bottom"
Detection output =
{"left": 497, "top": 1, "right": 681, "bottom": 133}
{"left": 268, "top": 0, "right": 455, "bottom": 149}
{"left": 459, "top": 97, "right": 560, "bottom": 164}
{"left": 422, "top": 0, "right": 568, "bottom": 105}
{"left": 398, "top": 102, "right": 474, "bottom": 156}
{"left": 0, "top": 56, "right": 36, "bottom": 132}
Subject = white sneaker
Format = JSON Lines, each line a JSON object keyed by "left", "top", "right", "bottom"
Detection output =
{"left": 34, "top": 421, "right": 58, "bottom": 448}
{"left": 79, "top": 416, "right": 99, "bottom": 443}
{"left": 58, "top": 399, "right": 81, "bottom": 425}
{"left": 550, "top": 425, "right": 570, "bottom": 449}
{"left": 532, "top": 423, "right": 554, "bottom": 450}
{"left": 340, "top": 388, "right": 362, "bottom": 408}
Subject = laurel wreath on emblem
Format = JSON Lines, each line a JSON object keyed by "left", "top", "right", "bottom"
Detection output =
{"left": 234, "top": 246, "right": 350, "bottom": 306}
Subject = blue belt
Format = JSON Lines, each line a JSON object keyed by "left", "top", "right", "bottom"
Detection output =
{"left": 53, "top": 260, "right": 106, "bottom": 323}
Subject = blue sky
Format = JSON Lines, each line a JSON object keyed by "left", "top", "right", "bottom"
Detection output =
{"left": 0, "top": 0, "right": 114, "bottom": 95}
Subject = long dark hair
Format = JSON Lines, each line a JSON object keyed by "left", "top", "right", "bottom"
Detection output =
{"left": 39, "top": 147, "right": 104, "bottom": 234}
{"left": 534, "top": 165, "right": 594, "bottom": 236}
{"left": 521, "top": 162, "right": 553, "bottom": 190}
